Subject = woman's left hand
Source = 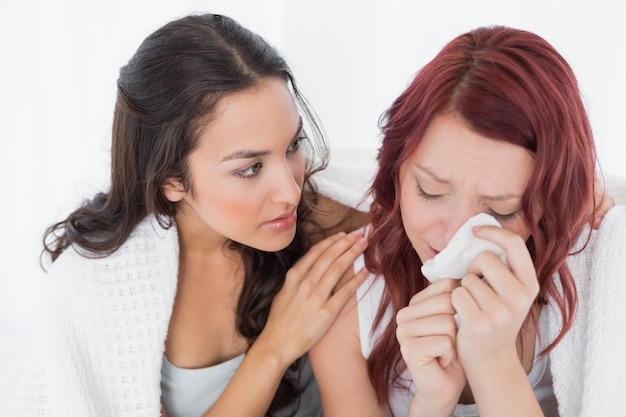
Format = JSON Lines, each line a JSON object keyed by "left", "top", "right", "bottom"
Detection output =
{"left": 593, "top": 186, "right": 615, "bottom": 229}
{"left": 450, "top": 225, "right": 538, "bottom": 373}
{"left": 451, "top": 225, "right": 543, "bottom": 417}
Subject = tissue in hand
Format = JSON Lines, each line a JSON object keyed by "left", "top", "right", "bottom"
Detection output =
{"left": 421, "top": 213, "right": 508, "bottom": 283}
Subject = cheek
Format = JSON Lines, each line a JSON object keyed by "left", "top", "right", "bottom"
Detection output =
{"left": 204, "top": 187, "right": 259, "bottom": 221}
{"left": 506, "top": 220, "right": 533, "bottom": 242}
{"left": 400, "top": 193, "right": 429, "bottom": 240}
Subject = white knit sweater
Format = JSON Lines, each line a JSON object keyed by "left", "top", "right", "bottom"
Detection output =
{"left": 11, "top": 217, "right": 180, "bottom": 416}
{"left": 547, "top": 205, "right": 626, "bottom": 416}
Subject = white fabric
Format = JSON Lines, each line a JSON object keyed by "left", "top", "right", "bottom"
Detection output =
{"left": 357, "top": 206, "right": 626, "bottom": 416}
{"left": 421, "top": 213, "right": 507, "bottom": 282}
{"left": 311, "top": 147, "right": 377, "bottom": 212}
{"left": 11, "top": 218, "right": 180, "bottom": 417}
{"left": 10, "top": 217, "right": 322, "bottom": 417}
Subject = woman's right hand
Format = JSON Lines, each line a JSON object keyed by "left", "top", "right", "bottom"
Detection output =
{"left": 396, "top": 278, "right": 465, "bottom": 417}
{"left": 256, "top": 230, "right": 369, "bottom": 367}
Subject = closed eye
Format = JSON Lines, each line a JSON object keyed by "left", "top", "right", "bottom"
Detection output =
{"left": 488, "top": 209, "right": 521, "bottom": 222}
{"left": 416, "top": 180, "right": 442, "bottom": 201}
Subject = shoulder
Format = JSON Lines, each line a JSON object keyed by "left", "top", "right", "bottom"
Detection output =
{"left": 570, "top": 206, "right": 626, "bottom": 270}
{"left": 43, "top": 216, "right": 180, "bottom": 319}
{"left": 564, "top": 206, "right": 626, "bottom": 322}
{"left": 52, "top": 216, "right": 179, "bottom": 283}
{"left": 306, "top": 195, "right": 370, "bottom": 244}
{"left": 356, "top": 270, "right": 393, "bottom": 359}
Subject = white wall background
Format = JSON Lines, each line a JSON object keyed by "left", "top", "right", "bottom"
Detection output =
{"left": 1, "top": 0, "right": 624, "bottom": 395}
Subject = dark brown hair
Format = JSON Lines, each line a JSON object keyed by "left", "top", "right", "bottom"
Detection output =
{"left": 42, "top": 13, "right": 328, "bottom": 415}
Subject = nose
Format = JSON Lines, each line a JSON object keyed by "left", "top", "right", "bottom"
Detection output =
{"left": 442, "top": 204, "right": 478, "bottom": 244}
{"left": 271, "top": 159, "right": 302, "bottom": 206}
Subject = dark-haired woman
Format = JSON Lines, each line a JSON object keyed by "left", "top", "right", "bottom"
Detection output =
{"left": 12, "top": 13, "right": 368, "bottom": 417}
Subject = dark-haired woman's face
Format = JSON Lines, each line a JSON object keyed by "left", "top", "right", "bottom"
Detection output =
{"left": 163, "top": 77, "right": 306, "bottom": 252}
{"left": 398, "top": 112, "right": 535, "bottom": 264}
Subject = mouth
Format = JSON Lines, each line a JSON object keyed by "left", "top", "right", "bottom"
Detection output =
{"left": 263, "top": 210, "right": 297, "bottom": 232}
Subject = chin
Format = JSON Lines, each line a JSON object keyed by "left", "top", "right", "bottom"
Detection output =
{"left": 254, "top": 230, "right": 297, "bottom": 253}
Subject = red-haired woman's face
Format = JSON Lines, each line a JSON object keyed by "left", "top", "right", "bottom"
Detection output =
{"left": 398, "top": 112, "right": 536, "bottom": 264}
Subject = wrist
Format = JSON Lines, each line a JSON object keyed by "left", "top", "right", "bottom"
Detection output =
{"left": 248, "top": 332, "right": 294, "bottom": 372}
{"left": 409, "top": 393, "right": 457, "bottom": 417}
{"left": 464, "top": 356, "right": 529, "bottom": 406}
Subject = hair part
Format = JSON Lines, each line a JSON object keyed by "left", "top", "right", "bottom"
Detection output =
{"left": 365, "top": 25, "right": 597, "bottom": 403}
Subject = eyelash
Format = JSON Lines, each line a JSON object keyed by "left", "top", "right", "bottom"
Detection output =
{"left": 416, "top": 183, "right": 440, "bottom": 201}
{"left": 288, "top": 134, "right": 307, "bottom": 153}
{"left": 415, "top": 181, "right": 521, "bottom": 222}
{"left": 489, "top": 210, "right": 521, "bottom": 223}
{"left": 235, "top": 162, "right": 263, "bottom": 179}
{"left": 234, "top": 135, "right": 307, "bottom": 179}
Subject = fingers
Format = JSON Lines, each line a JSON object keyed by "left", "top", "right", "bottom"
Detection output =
{"left": 593, "top": 192, "right": 614, "bottom": 229}
{"left": 399, "top": 333, "right": 458, "bottom": 368}
{"left": 451, "top": 226, "right": 538, "bottom": 335}
{"left": 469, "top": 226, "right": 538, "bottom": 295}
{"left": 287, "top": 230, "right": 366, "bottom": 286}
{"left": 399, "top": 286, "right": 458, "bottom": 324}
{"left": 397, "top": 312, "right": 458, "bottom": 341}
{"left": 465, "top": 253, "right": 521, "bottom": 308}
{"left": 316, "top": 232, "right": 368, "bottom": 294}
{"left": 324, "top": 265, "right": 370, "bottom": 315}
{"left": 287, "top": 231, "right": 347, "bottom": 278}
{"left": 408, "top": 278, "right": 460, "bottom": 306}
{"left": 396, "top": 285, "right": 458, "bottom": 368}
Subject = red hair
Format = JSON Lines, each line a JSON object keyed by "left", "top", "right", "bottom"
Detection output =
{"left": 364, "top": 26, "right": 597, "bottom": 403}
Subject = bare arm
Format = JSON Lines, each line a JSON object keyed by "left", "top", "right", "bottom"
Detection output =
{"left": 196, "top": 231, "right": 369, "bottom": 417}
{"left": 309, "top": 287, "right": 392, "bottom": 417}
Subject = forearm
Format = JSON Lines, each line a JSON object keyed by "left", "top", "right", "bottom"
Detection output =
{"left": 201, "top": 340, "right": 290, "bottom": 417}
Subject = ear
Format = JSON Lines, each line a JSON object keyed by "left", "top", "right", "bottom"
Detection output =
{"left": 161, "top": 178, "right": 186, "bottom": 203}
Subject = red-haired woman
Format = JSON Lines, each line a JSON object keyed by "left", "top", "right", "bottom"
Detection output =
{"left": 310, "top": 26, "right": 625, "bottom": 417}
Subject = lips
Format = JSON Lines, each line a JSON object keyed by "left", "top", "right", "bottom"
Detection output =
{"left": 263, "top": 211, "right": 297, "bottom": 232}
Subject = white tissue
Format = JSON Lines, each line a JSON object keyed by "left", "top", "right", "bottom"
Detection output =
{"left": 421, "top": 213, "right": 508, "bottom": 283}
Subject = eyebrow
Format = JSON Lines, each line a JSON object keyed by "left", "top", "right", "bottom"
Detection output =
{"left": 415, "top": 164, "right": 522, "bottom": 201}
{"left": 220, "top": 117, "right": 303, "bottom": 162}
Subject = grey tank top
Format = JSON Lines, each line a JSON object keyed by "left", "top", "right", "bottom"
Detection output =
{"left": 161, "top": 353, "right": 322, "bottom": 417}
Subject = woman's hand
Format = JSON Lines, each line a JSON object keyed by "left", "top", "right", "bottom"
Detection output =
{"left": 450, "top": 225, "right": 543, "bottom": 416}
{"left": 396, "top": 278, "right": 465, "bottom": 416}
{"left": 451, "top": 225, "right": 537, "bottom": 370}
{"left": 593, "top": 185, "right": 615, "bottom": 229}
{"left": 257, "top": 230, "right": 369, "bottom": 367}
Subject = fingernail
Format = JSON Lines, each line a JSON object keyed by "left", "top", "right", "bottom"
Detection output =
{"left": 357, "top": 237, "right": 368, "bottom": 246}
{"left": 350, "top": 229, "right": 364, "bottom": 237}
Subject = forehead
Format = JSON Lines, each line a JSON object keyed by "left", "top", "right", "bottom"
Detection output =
{"left": 193, "top": 78, "right": 300, "bottom": 161}
{"left": 406, "top": 113, "right": 535, "bottom": 193}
